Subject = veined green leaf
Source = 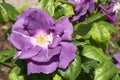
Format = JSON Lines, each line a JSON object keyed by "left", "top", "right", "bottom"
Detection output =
{"left": 9, "top": 66, "right": 24, "bottom": 80}
{"left": 82, "top": 45, "right": 108, "bottom": 63}
{"left": 0, "top": 3, "right": 19, "bottom": 21}
{"left": 97, "top": 21, "right": 118, "bottom": 33}
{"left": 90, "top": 22, "right": 110, "bottom": 43}
{"left": 94, "top": 62, "right": 117, "bottom": 80}
{"left": 82, "top": 45, "right": 117, "bottom": 80}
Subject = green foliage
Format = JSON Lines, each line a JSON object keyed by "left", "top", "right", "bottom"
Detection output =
{"left": 9, "top": 66, "right": 24, "bottom": 80}
{"left": 0, "top": 2, "right": 19, "bottom": 21}
{"left": 73, "top": 13, "right": 107, "bottom": 39}
{"left": 54, "top": 3, "right": 74, "bottom": 19}
{"left": 82, "top": 45, "right": 117, "bottom": 80}
{"left": 0, "top": 49, "right": 16, "bottom": 63}
{"left": 37, "top": 0, "right": 55, "bottom": 16}
{"left": 90, "top": 22, "right": 110, "bottom": 43}
{"left": 0, "top": 0, "right": 120, "bottom": 80}
{"left": 58, "top": 54, "right": 81, "bottom": 80}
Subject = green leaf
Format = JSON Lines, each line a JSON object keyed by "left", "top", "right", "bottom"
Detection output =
{"left": 94, "top": 62, "right": 117, "bottom": 80}
{"left": 0, "top": 49, "right": 16, "bottom": 56}
{"left": 0, "top": 9, "right": 4, "bottom": 23}
{"left": 53, "top": 74, "right": 62, "bottom": 80}
{"left": 60, "top": 4, "right": 74, "bottom": 17}
{"left": 90, "top": 22, "right": 110, "bottom": 43}
{"left": 82, "top": 45, "right": 117, "bottom": 80}
{"left": 112, "top": 74, "right": 120, "bottom": 80}
{"left": 77, "top": 13, "right": 106, "bottom": 26}
{"left": 0, "top": 9, "right": 9, "bottom": 22}
{"left": 59, "top": 54, "right": 81, "bottom": 80}
{"left": 0, "top": 3, "right": 19, "bottom": 21}
{"left": 97, "top": 21, "right": 118, "bottom": 33}
{"left": 73, "top": 24, "right": 91, "bottom": 39}
{"left": 82, "top": 45, "right": 108, "bottom": 63}
{"left": 53, "top": 3, "right": 74, "bottom": 19}
{"left": 9, "top": 66, "right": 24, "bottom": 80}
{"left": 109, "top": 39, "right": 120, "bottom": 49}
{"left": 73, "top": 13, "right": 106, "bottom": 39}
{"left": 82, "top": 60, "right": 98, "bottom": 73}
{"left": 37, "top": 0, "right": 55, "bottom": 16}
{"left": 0, "top": 49, "right": 16, "bottom": 63}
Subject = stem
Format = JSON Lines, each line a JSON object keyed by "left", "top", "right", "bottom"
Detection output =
{"left": 0, "top": 63, "right": 12, "bottom": 69}
{"left": 106, "top": 42, "right": 109, "bottom": 54}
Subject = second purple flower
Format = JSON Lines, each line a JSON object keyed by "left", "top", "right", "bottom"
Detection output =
{"left": 68, "top": 0, "right": 95, "bottom": 21}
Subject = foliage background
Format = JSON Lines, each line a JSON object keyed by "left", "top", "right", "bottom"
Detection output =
{"left": 0, "top": 0, "right": 120, "bottom": 80}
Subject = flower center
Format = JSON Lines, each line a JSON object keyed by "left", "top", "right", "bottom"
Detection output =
{"left": 35, "top": 32, "right": 52, "bottom": 49}
{"left": 75, "top": 0, "right": 81, "bottom": 2}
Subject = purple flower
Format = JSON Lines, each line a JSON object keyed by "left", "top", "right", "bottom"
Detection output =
{"left": 99, "top": 0, "right": 120, "bottom": 24}
{"left": 8, "top": 8, "right": 77, "bottom": 75}
{"left": 113, "top": 52, "right": 120, "bottom": 68}
{"left": 68, "top": 0, "right": 95, "bottom": 21}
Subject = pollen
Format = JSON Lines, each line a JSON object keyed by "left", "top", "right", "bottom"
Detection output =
{"left": 35, "top": 32, "right": 52, "bottom": 48}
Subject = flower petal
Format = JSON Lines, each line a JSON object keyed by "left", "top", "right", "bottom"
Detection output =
{"left": 31, "top": 46, "right": 61, "bottom": 62}
{"left": 22, "top": 8, "right": 55, "bottom": 35}
{"left": 28, "top": 55, "right": 59, "bottom": 75}
{"left": 59, "top": 42, "right": 77, "bottom": 69}
{"left": 19, "top": 46, "right": 41, "bottom": 59}
{"left": 114, "top": 53, "right": 120, "bottom": 63}
{"left": 52, "top": 17, "right": 73, "bottom": 35}
{"left": 8, "top": 31, "right": 33, "bottom": 50}
{"left": 49, "top": 35, "right": 62, "bottom": 48}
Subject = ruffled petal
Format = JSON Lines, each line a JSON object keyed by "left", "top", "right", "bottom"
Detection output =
{"left": 19, "top": 46, "right": 41, "bottom": 59}
{"left": 59, "top": 42, "right": 77, "bottom": 69}
{"left": 53, "top": 16, "right": 73, "bottom": 35}
{"left": 22, "top": 8, "right": 55, "bottom": 35}
{"left": 28, "top": 55, "right": 59, "bottom": 75}
{"left": 31, "top": 46, "right": 61, "bottom": 62}
{"left": 49, "top": 35, "right": 62, "bottom": 48}
{"left": 8, "top": 31, "right": 33, "bottom": 50}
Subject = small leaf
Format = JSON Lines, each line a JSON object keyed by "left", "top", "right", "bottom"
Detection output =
{"left": 60, "top": 4, "right": 74, "bottom": 17}
{"left": 0, "top": 49, "right": 16, "bottom": 56}
{"left": 91, "top": 23, "right": 110, "bottom": 43}
{"left": 9, "top": 66, "right": 24, "bottom": 80}
{"left": 59, "top": 54, "right": 81, "bottom": 80}
{"left": 95, "top": 62, "right": 117, "bottom": 80}
{"left": 76, "top": 13, "right": 106, "bottom": 26}
{"left": 97, "top": 21, "right": 118, "bottom": 33}
{"left": 73, "top": 24, "right": 91, "bottom": 39}
{"left": 82, "top": 45, "right": 108, "bottom": 63}
{"left": 109, "top": 39, "right": 120, "bottom": 49}
{"left": 37, "top": 0, "right": 55, "bottom": 16}
{"left": 53, "top": 74, "right": 62, "bottom": 80}
{"left": 0, "top": 49, "right": 16, "bottom": 63}
{"left": 0, "top": 3, "right": 19, "bottom": 21}
{"left": 0, "top": 9, "right": 4, "bottom": 23}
